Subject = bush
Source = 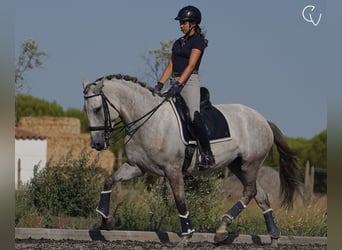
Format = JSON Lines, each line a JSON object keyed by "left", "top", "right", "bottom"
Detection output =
{"left": 143, "top": 179, "right": 178, "bottom": 232}
{"left": 15, "top": 184, "right": 39, "bottom": 226}
{"left": 184, "top": 175, "right": 224, "bottom": 233}
{"left": 110, "top": 175, "right": 224, "bottom": 233}
{"left": 28, "top": 150, "right": 106, "bottom": 219}
{"left": 15, "top": 154, "right": 327, "bottom": 237}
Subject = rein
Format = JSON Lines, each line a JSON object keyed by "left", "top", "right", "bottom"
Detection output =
{"left": 85, "top": 90, "right": 167, "bottom": 146}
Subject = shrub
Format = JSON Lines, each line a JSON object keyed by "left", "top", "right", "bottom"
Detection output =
{"left": 28, "top": 150, "right": 106, "bottom": 219}
{"left": 143, "top": 179, "right": 178, "bottom": 232}
{"left": 15, "top": 184, "right": 39, "bottom": 226}
{"left": 111, "top": 183, "right": 151, "bottom": 231}
{"left": 184, "top": 175, "right": 224, "bottom": 233}
{"left": 109, "top": 175, "right": 225, "bottom": 233}
{"left": 15, "top": 154, "right": 327, "bottom": 237}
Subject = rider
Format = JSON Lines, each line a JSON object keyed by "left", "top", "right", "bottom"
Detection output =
{"left": 154, "top": 5, "right": 215, "bottom": 170}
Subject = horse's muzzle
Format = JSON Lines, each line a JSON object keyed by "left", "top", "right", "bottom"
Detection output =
{"left": 91, "top": 140, "right": 107, "bottom": 151}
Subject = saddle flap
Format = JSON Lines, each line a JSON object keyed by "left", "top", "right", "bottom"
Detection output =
{"left": 172, "top": 87, "right": 231, "bottom": 145}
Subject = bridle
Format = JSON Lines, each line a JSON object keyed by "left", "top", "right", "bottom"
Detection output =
{"left": 84, "top": 89, "right": 166, "bottom": 146}
{"left": 84, "top": 92, "right": 117, "bottom": 145}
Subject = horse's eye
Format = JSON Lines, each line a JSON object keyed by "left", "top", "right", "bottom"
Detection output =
{"left": 94, "top": 106, "right": 102, "bottom": 113}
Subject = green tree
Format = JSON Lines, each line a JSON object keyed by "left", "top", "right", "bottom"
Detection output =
{"left": 287, "top": 130, "right": 327, "bottom": 170}
{"left": 15, "top": 39, "right": 47, "bottom": 94}
{"left": 16, "top": 94, "right": 90, "bottom": 133}
{"left": 16, "top": 94, "right": 64, "bottom": 120}
{"left": 306, "top": 129, "right": 327, "bottom": 169}
{"left": 264, "top": 130, "right": 327, "bottom": 193}
{"left": 265, "top": 130, "right": 327, "bottom": 170}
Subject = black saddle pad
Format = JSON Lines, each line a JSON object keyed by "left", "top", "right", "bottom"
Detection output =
{"left": 174, "top": 87, "right": 230, "bottom": 144}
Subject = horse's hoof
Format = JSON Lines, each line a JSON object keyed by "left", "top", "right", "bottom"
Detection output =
{"left": 180, "top": 229, "right": 195, "bottom": 238}
{"left": 270, "top": 237, "right": 279, "bottom": 248}
{"left": 99, "top": 217, "right": 114, "bottom": 230}
{"left": 214, "top": 231, "right": 228, "bottom": 243}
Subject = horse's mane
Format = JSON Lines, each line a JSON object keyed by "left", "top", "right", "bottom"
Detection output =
{"left": 94, "top": 73, "right": 154, "bottom": 92}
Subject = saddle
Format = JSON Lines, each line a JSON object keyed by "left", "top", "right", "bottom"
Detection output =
{"left": 173, "top": 87, "right": 231, "bottom": 145}
{"left": 171, "top": 87, "right": 231, "bottom": 172}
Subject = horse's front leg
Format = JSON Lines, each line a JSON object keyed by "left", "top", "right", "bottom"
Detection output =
{"left": 166, "top": 169, "right": 195, "bottom": 238}
{"left": 96, "top": 162, "right": 143, "bottom": 230}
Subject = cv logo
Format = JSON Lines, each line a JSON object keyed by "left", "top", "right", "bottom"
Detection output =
{"left": 302, "top": 5, "right": 322, "bottom": 26}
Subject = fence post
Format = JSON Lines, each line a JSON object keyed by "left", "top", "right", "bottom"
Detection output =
{"left": 116, "top": 149, "right": 123, "bottom": 195}
{"left": 17, "top": 158, "right": 21, "bottom": 189}
{"left": 303, "top": 160, "right": 315, "bottom": 206}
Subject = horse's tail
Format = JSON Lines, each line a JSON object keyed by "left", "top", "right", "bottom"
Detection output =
{"left": 268, "top": 120, "right": 300, "bottom": 208}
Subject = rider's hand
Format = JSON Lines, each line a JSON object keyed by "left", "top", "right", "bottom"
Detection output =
{"left": 166, "top": 81, "right": 184, "bottom": 98}
{"left": 153, "top": 82, "right": 164, "bottom": 96}
{"left": 166, "top": 81, "right": 183, "bottom": 98}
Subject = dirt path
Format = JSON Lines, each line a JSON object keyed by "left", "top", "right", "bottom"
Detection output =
{"left": 15, "top": 239, "right": 327, "bottom": 250}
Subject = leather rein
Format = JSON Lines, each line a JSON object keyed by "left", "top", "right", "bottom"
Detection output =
{"left": 84, "top": 90, "right": 166, "bottom": 146}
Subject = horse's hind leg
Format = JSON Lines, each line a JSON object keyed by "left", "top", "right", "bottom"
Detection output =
{"left": 214, "top": 159, "right": 259, "bottom": 243}
{"left": 96, "top": 162, "right": 143, "bottom": 230}
{"left": 254, "top": 181, "right": 280, "bottom": 247}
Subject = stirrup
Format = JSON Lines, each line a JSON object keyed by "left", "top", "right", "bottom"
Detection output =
{"left": 198, "top": 154, "right": 215, "bottom": 170}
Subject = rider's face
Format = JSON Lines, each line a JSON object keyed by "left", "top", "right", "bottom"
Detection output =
{"left": 179, "top": 21, "right": 195, "bottom": 35}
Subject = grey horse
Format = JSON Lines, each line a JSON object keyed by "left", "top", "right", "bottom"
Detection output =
{"left": 82, "top": 74, "right": 300, "bottom": 247}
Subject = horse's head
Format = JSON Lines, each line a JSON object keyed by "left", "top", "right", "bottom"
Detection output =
{"left": 82, "top": 79, "right": 119, "bottom": 151}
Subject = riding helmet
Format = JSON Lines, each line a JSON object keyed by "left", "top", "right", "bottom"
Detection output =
{"left": 175, "top": 5, "right": 201, "bottom": 24}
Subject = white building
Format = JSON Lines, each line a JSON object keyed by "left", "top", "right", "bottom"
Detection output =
{"left": 15, "top": 127, "right": 47, "bottom": 189}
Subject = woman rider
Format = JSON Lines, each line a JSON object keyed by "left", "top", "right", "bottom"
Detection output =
{"left": 154, "top": 5, "right": 215, "bottom": 170}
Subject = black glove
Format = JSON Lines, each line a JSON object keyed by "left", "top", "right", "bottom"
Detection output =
{"left": 153, "top": 82, "right": 164, "bottom": 96}
{"left": 167, "top": 81, "right": 183, "bottom": 98}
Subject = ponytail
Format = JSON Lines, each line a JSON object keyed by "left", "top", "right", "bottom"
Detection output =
{"left": 195, "top": 25, "right": 208, "bottom": 47}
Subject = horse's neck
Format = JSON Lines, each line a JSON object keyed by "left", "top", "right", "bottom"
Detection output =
{"left": 105, "top": 81, "right": 161, "bottom": 124}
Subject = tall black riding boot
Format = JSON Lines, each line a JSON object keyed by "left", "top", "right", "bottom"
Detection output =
{"left": 193, "top": 111, "right": 215, "bottom": 169}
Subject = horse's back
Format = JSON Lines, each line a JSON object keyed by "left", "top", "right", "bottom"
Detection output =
{"left": 214, "top": 103, "right": 273, "bottom": 154}
{"left": 215, "top": 103, "right": 269, "bottom": 125}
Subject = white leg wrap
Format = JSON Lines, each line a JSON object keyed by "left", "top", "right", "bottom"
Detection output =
{"left": 101, "top": 190, "right": 112, "bottom": 194}
{"left": 179, "top": 211, "right": 189, "bottom": 218}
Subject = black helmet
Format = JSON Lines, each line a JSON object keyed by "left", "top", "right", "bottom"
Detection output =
{"left": 175, "top": 5, "right": 201, "bottom": 24}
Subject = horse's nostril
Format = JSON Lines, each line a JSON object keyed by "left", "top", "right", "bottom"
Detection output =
{"left": 94, "top": 142, "right": 103, "bottom": 151}
{"left": 91, "top": 141, "right": 100, "bottom": 149}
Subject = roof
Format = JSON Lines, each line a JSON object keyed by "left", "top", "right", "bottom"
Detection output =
{"left": 15, "top": 127, "right": 47, "bottom": 140}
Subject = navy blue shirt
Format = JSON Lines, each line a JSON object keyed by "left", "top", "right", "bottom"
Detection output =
{"left": 171, "top": 33, "right": 206, "bottom": 74}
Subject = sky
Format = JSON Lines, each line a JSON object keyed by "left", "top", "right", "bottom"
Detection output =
{"left": 15, "top": 0, "right": 334, "bottom": 139}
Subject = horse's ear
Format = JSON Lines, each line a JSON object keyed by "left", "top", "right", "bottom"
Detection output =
{"left": 82, "top": 79, "right": 90, "bottom": 89}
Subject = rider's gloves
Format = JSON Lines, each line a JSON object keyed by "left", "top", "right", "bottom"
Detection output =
{"left": 166, "top": 81, "right": 183, "bottom": 98}
{"left": 153, "top": 82, "right": 164, "bottom": 96}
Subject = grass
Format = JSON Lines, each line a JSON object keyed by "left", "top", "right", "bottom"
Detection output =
{"left": 15, "top": 179, "right": 327, "bottom": 237}
{"left": 275, "top": 196, "right": 327, "bottom": 237}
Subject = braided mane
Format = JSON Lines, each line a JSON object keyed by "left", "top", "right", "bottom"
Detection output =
{"left": 94, "top": 73, "right": 154, "bottom": 92}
